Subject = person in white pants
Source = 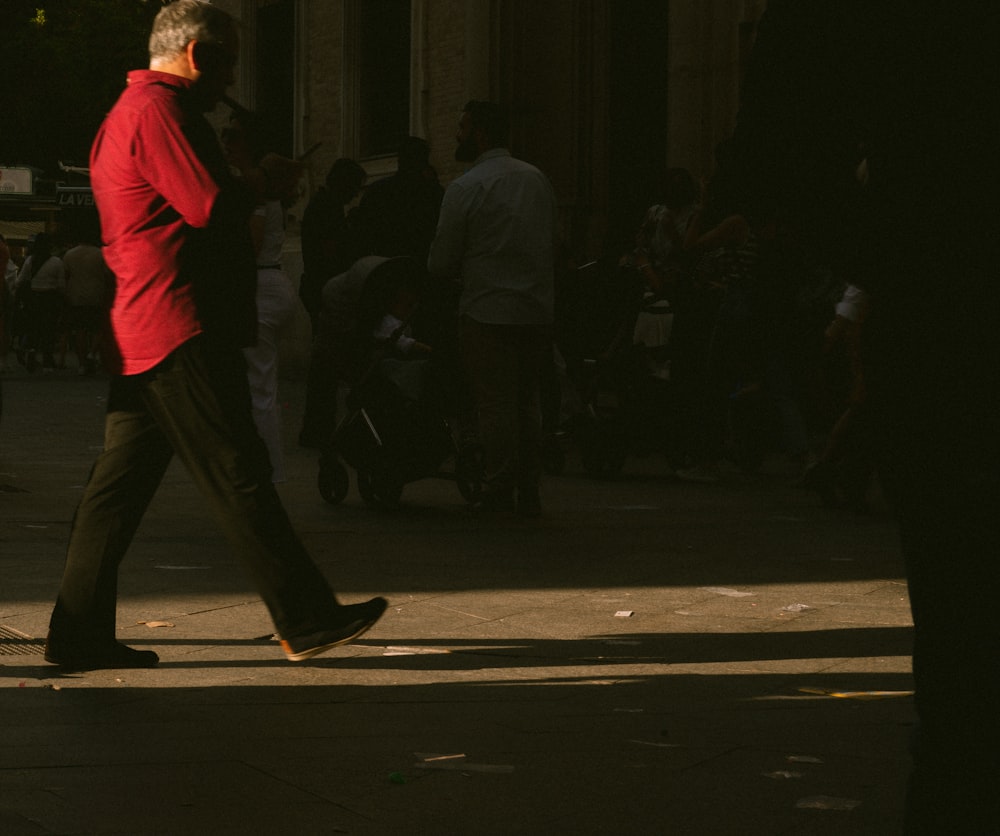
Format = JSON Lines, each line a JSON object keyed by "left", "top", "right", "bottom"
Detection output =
{"left": 242, "top": 154, "right": 304, "bottom": 482}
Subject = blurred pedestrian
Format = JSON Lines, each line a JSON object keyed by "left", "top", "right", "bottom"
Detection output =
{"left": 60, "top": 217, "right": 113, "bottom": 375}
{"left": 0, "top": 233, "right": 12, "bottom": 371}
{"left": 14, "top": 232, "right": 66, "bottom": 372}
{"left": 222, "top": 114, "right": 305, "bottom": 483}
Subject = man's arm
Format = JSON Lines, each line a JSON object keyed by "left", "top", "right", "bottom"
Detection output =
{"left": 135, "top": 93, "right": 251, "bottom": 231}
{"left": 427, "top": 182, "right": 470, "bottom": 280}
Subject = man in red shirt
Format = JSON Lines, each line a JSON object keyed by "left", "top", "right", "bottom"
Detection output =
{"left": 45, "top": 0, "right": 386, "bottom": 670}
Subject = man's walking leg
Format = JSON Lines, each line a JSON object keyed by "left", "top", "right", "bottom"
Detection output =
{"left": 142, "top": 338, "right": 385, "bottom": 658}
{"left": 47, "top": 377, "right": 171, "bottom": 669}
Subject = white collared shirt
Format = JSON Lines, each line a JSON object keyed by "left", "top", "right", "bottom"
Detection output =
{"left": 428, "top": 148, "right": 556, "bottom": 325}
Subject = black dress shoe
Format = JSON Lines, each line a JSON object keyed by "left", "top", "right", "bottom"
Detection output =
{"left": 281, "top": 597, "right": 388, "bottom": 661}
{"left": 44, "top": 636, "right": 160, "bottom": 671}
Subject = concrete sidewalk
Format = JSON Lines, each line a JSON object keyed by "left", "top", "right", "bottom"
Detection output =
{"left": 0, "top": 369, "right": 914, "bottom": 835}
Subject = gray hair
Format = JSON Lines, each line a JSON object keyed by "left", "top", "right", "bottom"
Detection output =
{"left": 148, "top": 0, "right": 235, "bottom": 64}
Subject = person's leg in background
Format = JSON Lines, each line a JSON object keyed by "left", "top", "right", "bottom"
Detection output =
{"left": 461, "top": 317, "right": 518, "bottom": 508}
{"left": 243, "top": 269, "right": 296, "bottom": 483}
{"left": 299, "top": 311, "right": 342, "bottom": 450}
{"left": 514, "top": 324, "right": 550, "bottom": 515}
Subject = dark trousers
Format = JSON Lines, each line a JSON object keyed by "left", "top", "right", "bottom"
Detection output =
{"left": 49, "top": 336, "right": 339, "bottom": 643}
{"left": 27, "top": 289, "right": 63, "bottom": 366}
{"left": 460, "top": 317, "right": 550, "bottom": 493}
{"left": 669, "top": 287, "right": 724, "bottom": 465}
{"left": 300, "top": 310, "right": 346, "bottom": 446}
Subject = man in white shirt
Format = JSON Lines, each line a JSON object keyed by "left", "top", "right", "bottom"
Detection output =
{"left": 428, "top": 101, "right": 557, "bottom": 516}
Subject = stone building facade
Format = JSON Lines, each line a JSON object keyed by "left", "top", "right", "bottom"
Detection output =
{"left": 216, "top": 0, "right": 766, "bottom": 260}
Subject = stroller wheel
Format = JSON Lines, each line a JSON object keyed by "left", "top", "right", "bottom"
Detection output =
{"left": 455, "top": 444, "right": 485, "bottom": 503}
{"left": 317, "top": 455, "right": 349, "bottom": 505}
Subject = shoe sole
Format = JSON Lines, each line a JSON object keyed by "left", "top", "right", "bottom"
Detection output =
{"left": 281, "top": 614, "right": 384, "bottom": 662}
{"left": 44, "top": 650, "right": 160, "bottom": 671}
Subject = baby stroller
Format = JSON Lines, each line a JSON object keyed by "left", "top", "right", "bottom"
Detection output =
{"left": 315, "top": 256, "right": 483, "bottom": 509}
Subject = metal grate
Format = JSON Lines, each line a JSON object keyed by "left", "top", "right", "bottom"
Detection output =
{"left": 0, "top": 625, "right": 45, "bottom": 656}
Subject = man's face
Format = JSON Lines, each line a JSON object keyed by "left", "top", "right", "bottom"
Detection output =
{"left": 191, "top": 28, "right": 239, "bottom": 110}
{"left": 455, "top": 111, "right": 479, "bottom": 163}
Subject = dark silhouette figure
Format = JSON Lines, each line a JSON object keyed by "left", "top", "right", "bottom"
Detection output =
{"left": 298, "top": 158, "right": 366, "bottom": 448}
{"left": 733, "top": 3, "right": 999, "bottom": 832}
{"left": 299, "top": 158, "right": 367, "bottom": 326}
{"left": 356, "top": 136, "right": 444, "bottom": 264}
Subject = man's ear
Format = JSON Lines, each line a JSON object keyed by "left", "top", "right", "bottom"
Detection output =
{"left": 187, "top": 40, "right": 204, "bottom": 74}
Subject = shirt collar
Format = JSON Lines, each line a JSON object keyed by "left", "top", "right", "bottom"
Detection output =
{"left": 126, "top": 69, "right": 196, "bottom": 92}
{"left": 472, "top": 147, "right": 511, "bottom": 166}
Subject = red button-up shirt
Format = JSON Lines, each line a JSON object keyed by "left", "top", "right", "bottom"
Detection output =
{"left": 90, "top": 70, "right": 255, "bottom": 374}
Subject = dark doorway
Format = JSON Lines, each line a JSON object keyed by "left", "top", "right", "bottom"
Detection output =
{"left": 255, "top": 0, "right": 296, "bottom": 158}
{"left": 358, "top": 0, "right": 411, "bottom": 158}
{"left": 606, "top": 2, "right": 670, "bottom": 256}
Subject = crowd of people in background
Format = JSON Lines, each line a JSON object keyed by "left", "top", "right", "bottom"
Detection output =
{"left": 0, "top": 113, "right": 876, "bottom": 517}
{"left": 1, "top": 221, "right": 112, "bottom": 376}
{"left": 576, "top": 151, "right": 874, "bottom": 509}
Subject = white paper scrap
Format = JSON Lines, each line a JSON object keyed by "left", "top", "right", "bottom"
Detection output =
{"left": 796, "top": 796, "right": 861, "bottom": 811}
{"left": 628, "top": 739, "right": 681, "bottom": 748}
{"left": 614, "top": 610, "right": 634, "bottom": 618}
{"left": 414, "top": 753, "right": 513, "bottom": 773}
{"left": 700, "top": 587, "right": 755, "bottom": 598}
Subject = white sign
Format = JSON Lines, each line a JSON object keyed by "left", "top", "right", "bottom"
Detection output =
{"left": 0, "top": 167, "right": 34, "bottom": 195}
{"left": 57, "top": 188, "right": 94, "bottom": 207}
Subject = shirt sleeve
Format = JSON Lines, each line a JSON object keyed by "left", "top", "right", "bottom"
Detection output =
{"left": 133, "top": 95, "right": 221, "bottom": 230}
{"left": 836, "top": 284, "right": 870, "bottom": 323}
{"left": 53, "top": 258, "right": 67, "bottom": 291}
{"left": 427, "top": 181, "right": 470, "bottom": 280}
{"left": 14, "top": 258, "right": 30, "bottom": 289}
